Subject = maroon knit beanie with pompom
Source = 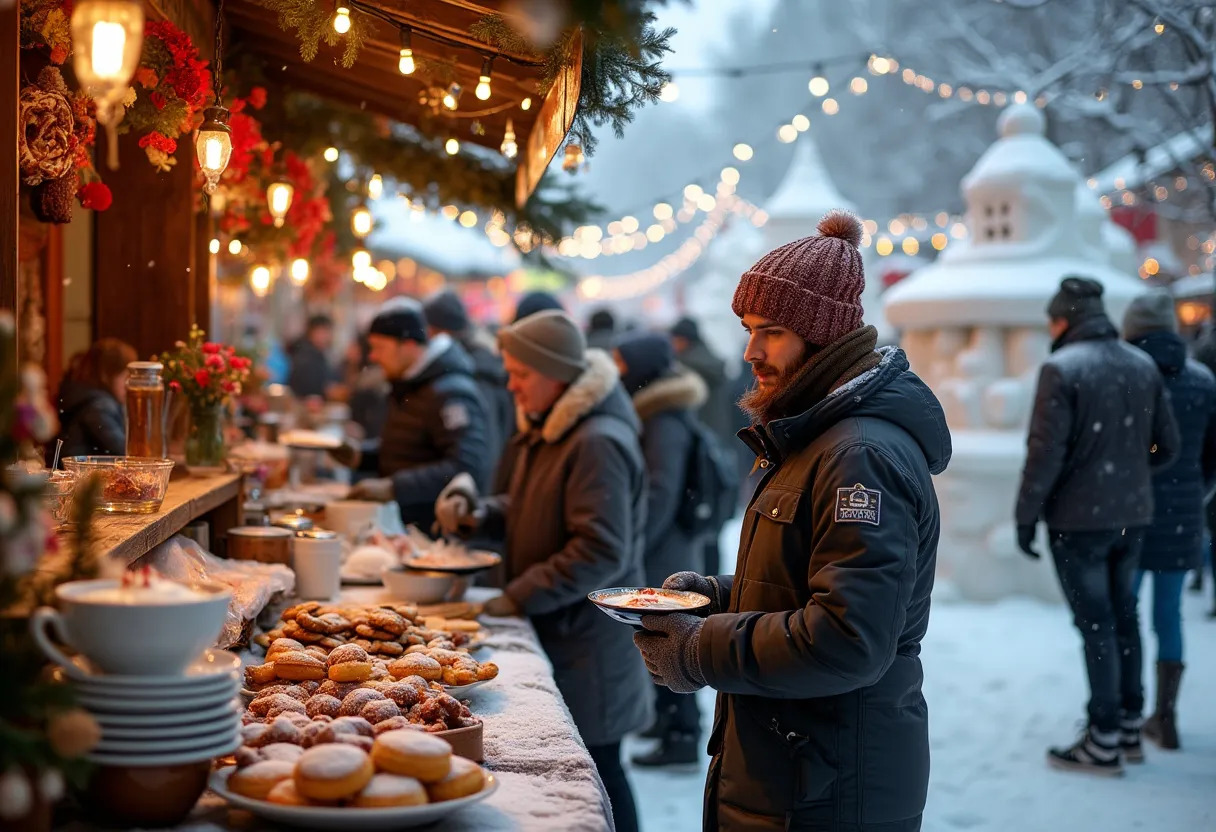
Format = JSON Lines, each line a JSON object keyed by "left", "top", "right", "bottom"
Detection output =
{"left": 732, "top": 209, "right": 866, "bottom": 346}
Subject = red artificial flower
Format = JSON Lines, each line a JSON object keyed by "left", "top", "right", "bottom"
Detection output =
{"left": 78, "top": 182, "right": 112, "bottom": 211}
{"left": 248, "top": 87, "right": 267, "bottom": 110}
{"left": 221, "top": 381, "right": 237, "bottom": 393}
{"left": 149, "top": 91, "right": 167, "bottom": 111}
{"left": 194, "top": 370, "right": 211, "bottom": 388}
{"left": 169, "top": 380, "right": 182, "bottom": 392}
{"left": 204, "top": 353, "right": 226, "bottom": 370}
{"left": 50, "top": 45, "right": 68, "bottom": 65}
{"left": 135, "top": 67, "right": 159, "bottom": 89}
{"left": 202, "top": 342, "right": 221, "bottom": 354}
{"left": 138, "top": 132, "right": 176, "bottom": 154}
{"left": 230, "top": 356, "right": 250, "bottom": 371}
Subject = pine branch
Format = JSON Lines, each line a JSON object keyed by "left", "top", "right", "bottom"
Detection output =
{"left": 258, "top": 0, "right": 370, "bottom": 67}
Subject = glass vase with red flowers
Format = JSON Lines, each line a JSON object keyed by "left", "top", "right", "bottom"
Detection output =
{"left": 155, "top": 325, "right": 253, "bottom": 472}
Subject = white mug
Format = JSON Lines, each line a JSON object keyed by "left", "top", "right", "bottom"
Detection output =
{"left": 31, "top": 579, "right": 231, "bottom": 677}
{"left": 293, "top": 530, "right": 342, "bottom": 600}
{"left": 324, "top": 500, "right": 382, "bottom": 539}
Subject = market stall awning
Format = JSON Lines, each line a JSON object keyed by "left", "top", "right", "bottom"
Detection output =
{"left": 224, "top": 0, "right": 578, "bottom": 204}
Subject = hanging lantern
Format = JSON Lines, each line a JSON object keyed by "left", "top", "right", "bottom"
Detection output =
{"left": 250, "top": 265, "right": 272, "bottom": 297}
{"left": 71, "top": 0, "right": 144, "bottom": 168}
{"left": 500, "top": 119, "right": 518, "bottom": 160}
{"left": 196, "top": 108, "right": 233, "bottom": 194}
{"left": 267, "top": 178, "right": 294, "bottom": 228}
{"left": 351, "top": 205, "right": 373, "bottom": 238}
{"left": 562, "top": 144, "right": 585, "bottom": 174}
{"left": 290, "top": 258, "right": 310, "bottom": 286}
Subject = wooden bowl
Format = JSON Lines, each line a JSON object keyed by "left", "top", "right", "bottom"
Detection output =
{"left": 437, "top": 720, "right": 483, "bottom": 762}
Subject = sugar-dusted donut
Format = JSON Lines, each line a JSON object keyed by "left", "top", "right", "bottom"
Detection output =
{"left": 265, "top": 778, "right": 310, "bottom": 806}
{"left": 360, "top": 699, "right": 401, "bottom": 725}
{"left": 352, "top": 773, "right": 428, "bottom": 808}
{"left": 227, "top": 760, "right": 295, "bottom": 799}
{"left": 339, "top": 688, "right": 387, "bottom": 717}
{"left": 371, "top": 729, "right": 452, "bottom": 783}
{"left": 427, "top": 756, "right": 485, "bottom": 802}
{"left": 305, "top": 694, "right": 343, "bottom": 720}
{"left": 292, "top": 744, "right": 374, "bottom": 801}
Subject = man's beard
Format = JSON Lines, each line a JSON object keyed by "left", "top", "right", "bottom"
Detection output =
{"left": 739, "top": 350, "right": 808, "bottom": 424}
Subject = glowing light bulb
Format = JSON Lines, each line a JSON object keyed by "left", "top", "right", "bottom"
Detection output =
{"left": 351, "top": 205, "right": 373, "bottom": 238}
{"left": 850, "top": 77, "right": 868, "bottom": 94}
{"left": 323, "top": 146, "right": 339, "bottom": 163}
{"left": 653, "top": 202, "right": 673, "bottom": 221}
{"left": 808, "top": 76, "right": 829, "bottom": 97}
{"left": 443, "top": 84, "right": 461, "bottom": 110}
{"left": 290, "top": 258, "right": 310, "bottom": 285}
{"left": 720, "top": 167, "right": 740, "bottom": 185}
{"left": 228, "top": 239, "right": 242, "bottom": 255}
{"left": 208, "top": 238, "right": 220, "bottom": 255}
{"left": 792, "top": 114, "right": 810, "bottom": 131}
{"left": 520, "top": 97, "right": 532, "bottom": 111}
{"left": 500, "top": 119, "right": 518, "bottom": 159}
{"left": 777, "top": 124, "right": 797, "bottom": 143}
{"left": 398, "top": 29, "right": 415, "bottom": 75}
{"left": 195, "top": 107, "right": 233, "bottom": 194}
{"left": 459, "top": 211, "right": 478, "bottom": 228}
{"left": 266, "top": 180, "right": 294, "bottom": 227}
{"left": 445, "top": 138, "right": 460, "bottom": 155}
{"left": 250, "top": 266, "right": 271, "bottom": 297}
{"left": 332, "top": 6, "right": 351, "bottom": 34}
{"left": 475, "top": 57, "right": 493, "bottom": 100}
{"left": 732, "top": 143, "right": 753, "bottom": 161}
{"left": 352, "top": 248, "right": 371, "bottom": 271}
{"left": 367, "top": 174, "right": 383, "bottom": 200}
{"left": 660, "top": 81, "right": 679, "bottom": 102}
{"left": 821, "top": 98, "right": 839, "bottom": 115}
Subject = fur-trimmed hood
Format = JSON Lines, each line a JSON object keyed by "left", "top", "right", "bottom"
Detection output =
{"left": 631, "top": 366, "right": 708, "bottom": 422}
{"left": 517, "top": 349, "right": 635, "bottom": 444}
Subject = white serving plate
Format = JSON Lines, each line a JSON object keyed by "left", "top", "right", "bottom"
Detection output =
{"left": 86, "top": 734, "right": 240, "bottom": 767}
{"left": 210, "top": 766, "right": 499, "bottom": 830}
{"left": 90, "top": 700, "right": 240, "bottom": 728}
{"left": 97, "top": 712, "right": 241, "bottom": 741}
{"left": 443, "top": 679, "right": 491, "bottom": 697}
{"left": 53, "top": 647, "right": 242, "bottom": 687}
{"left": 76, "top": 686, "right": 238, "bottom": 714}
{"left": 96, "top": 723, "right": 239, "bottom": 754}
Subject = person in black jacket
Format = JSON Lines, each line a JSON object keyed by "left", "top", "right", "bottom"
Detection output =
{"left": 1122, "top": 291, "right": 1216, "bottom": 751}
{"left": 52, "top": 338, "right": 137, "bottom": 460}
{"left": 614, "top": 330, "right": 708, "bottom": 768}
{"left": 287, "top": 315, "right": 336, "bottom": 400}
{"left": 341, "top": 298, "right": 490, "bottom": 530}
{"left": 1191, "top": 324, "right": 1216, "bottom": 610}
{"left": 1016, "top": 276, "right": 1180, "bottom": 775}
{"left": 423, "top": 289, "right": 515, "bottom": 482}
{"left": 633, "top": 212, "right": 948, "bottom": 832}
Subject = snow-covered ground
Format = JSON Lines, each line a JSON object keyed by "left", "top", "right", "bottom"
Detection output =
{"left": 626, "top": 521, "right": 1216, "bottom": 832}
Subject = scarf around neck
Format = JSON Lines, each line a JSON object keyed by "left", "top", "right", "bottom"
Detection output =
{"left": 763, "top": 325, "right": 881, "bottom": 423}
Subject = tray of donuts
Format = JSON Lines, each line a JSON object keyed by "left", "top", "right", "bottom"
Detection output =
{"left": 212, "top": 727, "right": 497, "bottom": 830}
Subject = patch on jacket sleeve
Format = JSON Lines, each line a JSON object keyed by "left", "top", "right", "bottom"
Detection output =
{"left": 441, "top": 402, "right": 471, "bottom": 431}
{"left": 835, "top": 483, "right": 881, "bottom": 525}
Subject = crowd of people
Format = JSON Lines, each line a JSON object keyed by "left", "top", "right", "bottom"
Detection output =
{"left": 47, "top": 209, "right": 1216, "bottom": 832}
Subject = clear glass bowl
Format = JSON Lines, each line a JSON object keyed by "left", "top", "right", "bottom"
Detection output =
{"left": 62, "top": 456, "right": 175, "bottom": 514}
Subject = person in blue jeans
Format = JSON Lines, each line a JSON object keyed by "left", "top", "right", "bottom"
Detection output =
{"left": 1123, "top": 292, "right": 1216, "bottom": 751}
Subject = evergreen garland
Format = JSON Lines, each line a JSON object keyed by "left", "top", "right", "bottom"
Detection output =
{"left": 259, "top": 0, "right": 371, "bottom": 68}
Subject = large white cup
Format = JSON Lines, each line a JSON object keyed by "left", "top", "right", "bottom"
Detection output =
{"left": 293, "top": 530, "right": 342, "bottom": 600}
{"left": 31, "top": 579, "right": 231, "bottom": 676}
{"left": 323, "top": 500, "right": 382, "bottom": 538}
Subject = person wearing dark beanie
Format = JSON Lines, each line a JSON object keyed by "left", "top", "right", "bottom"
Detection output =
{"left": 337, "top": 296, "right": 491, "bottom": 531}
{"left": 1121, "top": 289, "right": 1216, "bottom": 753}
{"left": 512, "top": 290, "right": 564, "bottom": 323}
{"left": 432, "top": 309, "right": 651, "bottom": 832}
{"left": 424, "top": 289, "right": 515, "bottom": 478}
{"left": 1017, "top": 276, "right": 1180, "bottom": 775}
{"left": 631, "top": 210, "right": 953, "bottom": 831}
{"left": 613, "top": 330, "right": 712, "bottom": 768}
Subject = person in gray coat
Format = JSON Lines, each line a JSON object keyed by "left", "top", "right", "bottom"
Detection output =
{"left": 433, "top": 310, "right": 650, "bottom": 832}
{"left": 614, "top": 330, "right": 709, "bottom": 767}
{"left": 1016, "top": 276, "right": 1179, "bottom": 775}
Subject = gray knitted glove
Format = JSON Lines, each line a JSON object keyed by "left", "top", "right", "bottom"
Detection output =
{"left": 663, "top": 571, "right": 725, "bottom": 614}
{"left": 433, "top": 473, "right": 483, "bottom": 537}
{"left": 633, "top": 613, "right": 706, "bottom": 694}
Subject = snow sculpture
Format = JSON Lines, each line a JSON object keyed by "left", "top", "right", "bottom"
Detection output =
{"left": 884, "top": 104, "right": 1146, "bottom": 602}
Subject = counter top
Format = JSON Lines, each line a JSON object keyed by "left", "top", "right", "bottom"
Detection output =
{"left": 81, "top": 472, "right": 242, "bottom": 564}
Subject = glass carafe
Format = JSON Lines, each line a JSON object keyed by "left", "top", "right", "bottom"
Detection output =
{"left": 125, "top": 361, "right": 165, "bottom": 458}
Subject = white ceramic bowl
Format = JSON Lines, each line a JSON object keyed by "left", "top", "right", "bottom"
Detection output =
{"left": 32, "top": 579, "right": 232, "bottom": 677}
{"left": 381, "top": 568, "right": 457, "bottom": 604}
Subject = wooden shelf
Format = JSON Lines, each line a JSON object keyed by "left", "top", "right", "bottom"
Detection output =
{"left": 85, "top": 472, "right": 243, "bottom": 564}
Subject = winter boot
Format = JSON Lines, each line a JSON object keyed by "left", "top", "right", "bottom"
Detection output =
{"left": 631, "top": 732, "right": 700, "bottom": 768}
{"left": 638, "top": 709, "right": 671, "bottom": 741}
{"left": 1143, "top": 661, "right": 1184, "bottom": 750}
{"left": 1047, "top": 726, "right": 1123, "bottom": 777}
{"left": 1119, "top": 714, "right": 1144, "bottom": 763}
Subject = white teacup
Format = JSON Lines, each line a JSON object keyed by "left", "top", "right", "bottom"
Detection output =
{"left": 323, "top": 500, "right": 382, "bottom": 538}
{"left": 32, "top": 579, "right": 232, "bottom": 677}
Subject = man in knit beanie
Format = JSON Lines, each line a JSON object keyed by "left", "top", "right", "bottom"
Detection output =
{"left": 432, "top": 309, "right": 651, "bottom": 832}
{"left": 632, "top": 211, "right": 952, "bottom": 831}
{"left": 1017, "top": 276, "right": 1179, "bottom": 775}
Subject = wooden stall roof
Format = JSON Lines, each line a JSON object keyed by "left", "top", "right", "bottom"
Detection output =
{"left": 225, "top": 0, "right": 549, "bottom": 155}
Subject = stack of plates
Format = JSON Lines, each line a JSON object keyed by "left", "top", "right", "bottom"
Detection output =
{"left": 55, "top": 648, "right": 243, "bottom": 766}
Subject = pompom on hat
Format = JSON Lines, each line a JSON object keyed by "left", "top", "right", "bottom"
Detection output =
{"left": 732, "top": 209, "right": 866, "bottom": 346}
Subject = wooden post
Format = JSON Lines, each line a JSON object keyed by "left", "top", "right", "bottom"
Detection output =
{"left": 0, "top": 0, "right": 18, "bottom": 321}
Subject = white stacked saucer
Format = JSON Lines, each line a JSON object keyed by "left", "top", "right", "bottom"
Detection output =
{"left": 54, "top": 648, "right": 243, "bottom": 765}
